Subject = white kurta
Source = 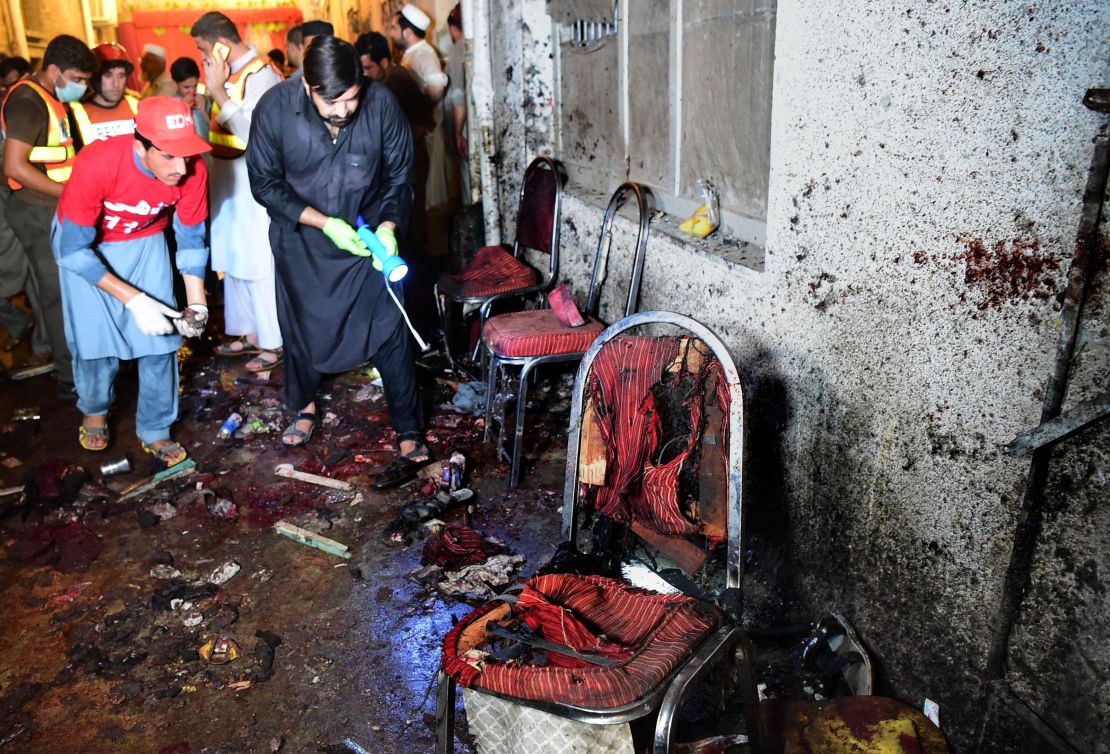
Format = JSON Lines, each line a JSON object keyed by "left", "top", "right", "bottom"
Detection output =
{"left": 402, "top": 40, "right": 451, "bottom": 207}
{"left": 210, "top": 49, "right": 281, "bottom": 281}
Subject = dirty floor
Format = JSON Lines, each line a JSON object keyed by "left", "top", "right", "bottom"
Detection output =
{"left": 0, "top": 331, "right": 570, "bottom": 754}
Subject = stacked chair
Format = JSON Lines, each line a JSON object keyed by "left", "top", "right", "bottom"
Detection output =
{"left": 481, "top": 182, "right": 651, "bottom": 487}
{"left": 435, "top": 156, "right": 564, "bottom": 374}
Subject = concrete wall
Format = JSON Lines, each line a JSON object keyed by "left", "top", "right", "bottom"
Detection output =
{"left": 479, "top": 0, "right": 1110, "bottom": 750}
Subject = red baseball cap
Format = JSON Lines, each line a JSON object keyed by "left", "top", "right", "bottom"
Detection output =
{"left": 134, "top": 97, "right": 211, "bottom": 158}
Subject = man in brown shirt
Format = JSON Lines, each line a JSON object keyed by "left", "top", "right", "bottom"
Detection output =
{"left": 1, "top": 35, "right": 96, "bottom": 399}
{"left": 356, "top": 31, "right": 432, "bottom": 251}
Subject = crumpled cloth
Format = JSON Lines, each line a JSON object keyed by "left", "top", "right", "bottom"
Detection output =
{"left": 10, "top": 521, "right": 103, "bottom": 572}
{"left": 422, "top": 524, "right": 505, "bottom": 569}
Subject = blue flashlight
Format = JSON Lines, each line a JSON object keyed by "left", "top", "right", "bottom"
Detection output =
{"left": 355, "top": 215, "right": 408, "bottom": 283}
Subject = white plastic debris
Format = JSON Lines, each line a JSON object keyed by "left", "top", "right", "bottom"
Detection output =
{"left": 923, "top": 698, "right": 940, "bottom": 727}
{"left": 150, "top": 565, "right": 181, "bottom": 579}
{"left": 209, "top": 560, "right": 241, "bottom": 585}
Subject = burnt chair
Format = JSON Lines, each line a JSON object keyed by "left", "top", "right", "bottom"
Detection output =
{"left": 434, "top": 156, "right": 565, "bottom": 374}
{"left": 481, "top": 181, "right": 651, "bottom": 487}
{"left": 437, "top": 315, "right": 951, "bottom": 754}
{"left": 437, "top": 310, "right": 758, "bottom": 753}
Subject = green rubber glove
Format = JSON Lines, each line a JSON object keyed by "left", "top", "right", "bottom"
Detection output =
{"left": 372, "top": 226, "right": 398, "bottom": 272}
{"left": 322, "top": 217, "right": 369, "bottom": 256}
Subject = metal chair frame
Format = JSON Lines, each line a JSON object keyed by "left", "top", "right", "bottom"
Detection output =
{"left": 482, "top": 182, "right": 651, "bottom": 487}
{"left": 437, "top": 310, "right": 758, "bottom": 753}
{"left": 434, "top": 156, "right": 565, "bottom": 373}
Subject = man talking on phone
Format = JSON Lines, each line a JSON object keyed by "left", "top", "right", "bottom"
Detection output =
{"left": 190, "top": 12, "right": 285, "bottom": 372}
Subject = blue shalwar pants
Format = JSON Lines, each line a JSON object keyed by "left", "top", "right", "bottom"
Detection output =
{"left": 51, "top": 221, "right": 183, "bottom": 445}
{"left": 75, "top": 354, "right": 178, "bottom": 445}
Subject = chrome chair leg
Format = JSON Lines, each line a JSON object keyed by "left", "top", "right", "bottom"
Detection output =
{"left": 483, "top": 352, "right": 499, "bottom": 444}
{"left": 653, "top": 627, "right": 744, "bottom": 754}
{"left": 509, "top": 360, "right": 535, "bottom": 487}
{"left": 434, "top": 671, "right": 456, "bottom": 754}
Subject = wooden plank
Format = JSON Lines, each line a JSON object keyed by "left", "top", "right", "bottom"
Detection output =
{"left": 273, "top": 520, "right": 351, "bottom": 559}
{"left": 578, "top": 397, "right": 608, "bottom": 485}
{"left": 630, "top": 521, "right": 707, "bottom": 575}
{"left": 698, "top": 377, "right": 729, "bottom": 541}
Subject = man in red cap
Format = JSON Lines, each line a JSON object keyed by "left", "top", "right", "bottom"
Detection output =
{"left": 52, "top": 96, "right": 210, "bottom": 463}
{"left": 69, "top": 43, "right": 140, "bottom": 148}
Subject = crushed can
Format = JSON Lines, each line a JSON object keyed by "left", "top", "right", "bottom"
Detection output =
{"left": 217, "top": 412, "right": 243, "bottom": 440}
{"left": 99, "top": 457, "right": 131, "bottom": 477}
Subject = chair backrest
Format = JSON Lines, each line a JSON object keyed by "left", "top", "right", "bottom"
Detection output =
{"left": 513, "top": 156, "right": 564, "bottom": 286}
{"left": 584, "top": 182, "right": 651, "bottom": 321}
{"left": 561, "top": 311, "right": 747, "bottom": 592}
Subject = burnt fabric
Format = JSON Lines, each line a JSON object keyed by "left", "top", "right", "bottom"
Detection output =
{"left": 422, "top": 524, "right": 505, "bottom": 569}
{"left": 482, "top": 309, "right": 604, "bottom": 358}
{"left": 10, "top": 521, "right": 103, "bottom": 572}
{"left": 585, "top": 336, "right": 729, "bottom": 538}
{"left": 437, "top": 245, "right": 536, "bottom": 300}
{"left": 246, "top": 78, "right": 416, "bottom": 419}
{"left": 442, "top": 573, "right": 721, "bottom": 709}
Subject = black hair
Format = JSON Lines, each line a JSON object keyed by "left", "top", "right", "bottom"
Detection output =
{"left": 397, "top": 13, "right": 427, "bottom": 39}
{"left": 286, "top": 25, "right": 303, "bottom": 45}
{"left": 42, "top": 35, "right": 97, "bottom": 75}
{"left": 355, "top": 32, "right": 390, "bottom": 64}
{"left": 268, "top": 49, "right": 285, "bottom": 67}
{"left": 190, "top": 12, "right": 242, "bottom": 44}
{"left": 303, "top": 35, "right": 362, "bottom": 102}
{"left": 133, "top": 131, "right": 155, "bottom": 151}
{"left": 0, "top": 56, "right": 31, "bottom": 80}
{"left": 448, "top": 4, "right": 462, "bottom": 30}
{"left": 169, "top": 56, "right": 200, "bottom": 83}
{"left": 300, "top": 20, "right": 334, "bottom": 38}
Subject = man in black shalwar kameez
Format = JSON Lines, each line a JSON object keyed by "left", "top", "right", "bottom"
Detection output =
{"left": 247, "top": 35, "right": 429, "bottom": 486}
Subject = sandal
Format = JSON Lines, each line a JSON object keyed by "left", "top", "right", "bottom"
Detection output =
{"left": 78, "top": 420, "right": 109, "bottom": 452}
{"left": 143, "top": 440, "right": 188, "bottom": 466}
{"left": 372, "top": 443, "right": 434, "bottom": 491}
{"left": 245, "top": 349, "right": 283, "bottom": 373}
{"left": 281, "top": 412, "right": 318, "bottom": 448}
{"left": 215, "top": 336, "right": 262, "bottom": 357}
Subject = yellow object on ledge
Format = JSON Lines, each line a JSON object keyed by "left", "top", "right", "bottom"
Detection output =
{"left": 679, "top": 204, "right": 718, "bottom": 238}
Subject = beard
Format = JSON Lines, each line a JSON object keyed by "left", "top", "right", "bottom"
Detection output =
{"left": 325, "top": 113, "right": 352, "bottom": 127}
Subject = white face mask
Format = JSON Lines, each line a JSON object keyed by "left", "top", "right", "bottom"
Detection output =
{"left": 54, "top": 72, "right": 87, "bottom": 103}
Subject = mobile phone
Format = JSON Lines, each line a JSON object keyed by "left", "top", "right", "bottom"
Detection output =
{"left": 212, "top": 42, "right": 230, "bottom": 62}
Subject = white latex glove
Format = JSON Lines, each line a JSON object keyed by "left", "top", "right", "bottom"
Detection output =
{"left": 174, "top": 304, "right": 209, "bottom": 338}
{"left": 125, "top": 293, "right": 181, "bottom": 336}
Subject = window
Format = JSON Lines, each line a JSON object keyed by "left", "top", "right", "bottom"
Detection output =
{"left": 551, "top": 0, "right": 776, "bottom": 245}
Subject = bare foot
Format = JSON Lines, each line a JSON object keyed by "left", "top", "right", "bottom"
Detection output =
{"left": 79, "top": 415, "right": 108, "bottom": 451}
{"left": 146, "top": 439, "right": 187, "bottom": 466}
{"left": 399, "top": 438, "right": 430, "bottom": 463}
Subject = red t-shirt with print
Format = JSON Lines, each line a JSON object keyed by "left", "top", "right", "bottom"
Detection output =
{"left": 56, "top": 134, "right": 207, "bottom": 242}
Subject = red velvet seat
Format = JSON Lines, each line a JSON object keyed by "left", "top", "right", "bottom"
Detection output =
{"left": 482, "top": 309, "right": 605, "bottom": 358}
{"left": 436, "top": 245, "right": 537, "bottom": 300}
{"left": 442, "top": 573, "right": 722, "bottom": 710}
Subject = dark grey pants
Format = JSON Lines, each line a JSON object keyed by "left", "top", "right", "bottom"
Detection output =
{"left": 6, "top": 195, "right": 73, "bottom": 384}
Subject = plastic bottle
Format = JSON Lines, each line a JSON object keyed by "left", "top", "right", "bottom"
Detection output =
{"left": 217, "top": 412, "right": 243, "bottom": 440}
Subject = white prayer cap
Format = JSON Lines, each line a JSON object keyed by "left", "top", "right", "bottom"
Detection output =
{"left": 400, "top": 4, "right": 431, "bottom": 31}
{"left": 142, "top": 43, "right": 166, "bottom": 59}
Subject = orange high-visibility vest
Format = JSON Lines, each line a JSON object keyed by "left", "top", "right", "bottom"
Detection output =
{"left": 69, "top": 94, "right": 139, "bottom": 146}
{"left": 209, "top": 57, "right": 282, "bottom": 159}
{"left": 0, "top": 79, "right": 76, "bottom": 190}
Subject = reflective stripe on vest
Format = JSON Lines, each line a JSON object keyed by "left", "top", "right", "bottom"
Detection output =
{"left": 69, "top": 94, "right": 139, "bottom": 146}
{"left": 0, "top": 79, "right": 76, "bottom": 190}
{"left": 209, "top": 57, "right": 282, "bottom": 158}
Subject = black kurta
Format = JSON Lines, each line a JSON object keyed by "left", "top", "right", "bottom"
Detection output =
{"left": 247, "top": 77, "right": 414, "bottom": 390}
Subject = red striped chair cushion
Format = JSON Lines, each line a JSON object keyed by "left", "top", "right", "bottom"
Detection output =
{"left": 442, "top": 574, "right": 721, "bottom": 709}
{"left": 437, "top": 245, "right": 537, "bottom": 300}
{"left": 482, "top": 309, "right": 605, "bottom": 358}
